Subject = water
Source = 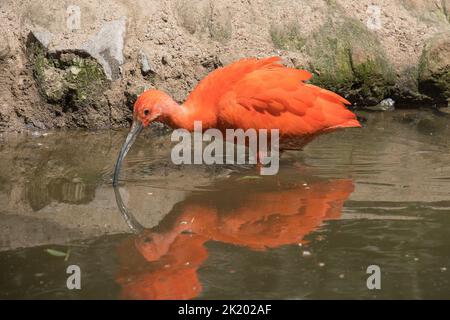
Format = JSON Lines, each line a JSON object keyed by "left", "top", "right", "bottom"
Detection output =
{"left": 0, "top": 109, "right": 449, "bottom": 299}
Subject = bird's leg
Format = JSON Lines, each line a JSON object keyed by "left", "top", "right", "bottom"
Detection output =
{"left": 256, "top": 162, "right": 262, "bottom": 175}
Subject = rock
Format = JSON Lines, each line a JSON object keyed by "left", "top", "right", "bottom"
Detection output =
{"left": 37, "top": 67, "right": 67, "bottom": 102}
{"left": 437, "top": 106, "right": 450, "bottom": 115}
{"left": 139, "top": 49, "right": 153, "bottom": 76}
{"left": 307, "top": 20, "right": 395, "bottom": 105}
{"left": 362, "top": 98, "right": 395, "bottom": 112}
{"left": 31, "top": 30, "right": 53, "bottom": 49}
{"left": 418, "top": 32, "right": 450, "bottom": 104}
{"left": 28, "top": 16, "right": 126, "bottom": 81}
{"left": 27, "top": 33, "right": 108, "bottom": 107}
{"left": 58, "top": 53, "right": 108, "bottom": 106}
{"left": 81, "top": 17, "right": 126, "bottom": 80}
{"left": 392, "top": 66, "right": 432, "bottom": 105}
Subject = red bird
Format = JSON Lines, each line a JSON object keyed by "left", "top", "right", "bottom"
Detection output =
{"left": 113, "top": 57, "right": 360, "bottom": 184}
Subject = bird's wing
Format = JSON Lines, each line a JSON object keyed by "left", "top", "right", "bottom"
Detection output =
{"left": 184, "top": 57, "right": 285, "bottom": 111}
{"left": 216, "top": 65, "right": 360, "bottom": 135}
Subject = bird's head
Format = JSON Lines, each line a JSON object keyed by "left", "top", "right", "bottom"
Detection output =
{"left": 133, "top": 89, "right": 174, "bottom": 127}
{"left": 113, "top": 89, "right": 175, "bottom": 186}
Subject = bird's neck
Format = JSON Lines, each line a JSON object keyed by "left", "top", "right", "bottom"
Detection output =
{"left": 161, "top": 101, "right": 217, "bottom": 131}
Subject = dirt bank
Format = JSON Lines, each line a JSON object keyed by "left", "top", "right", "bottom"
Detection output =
{"left": 0, "top": 0, "right": 449, "bottom": 132}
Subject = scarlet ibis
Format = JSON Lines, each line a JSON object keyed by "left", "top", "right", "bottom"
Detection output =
{"left": 113, "top": 57, "right": 360, "bottom": 185}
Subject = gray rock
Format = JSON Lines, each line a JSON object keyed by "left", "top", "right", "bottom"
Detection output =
{"left": 139, "top": 49, "right": 152, "bottom": 75}
{"left": 31, "top": 30, "right": 53, "bottom": 49}
{"left": 29, "top": 17, "right": 126, "bottom": 81}
{"left": 418, "top": 32, "right": 450, "bottom": 103}
{"left": 81, "top": 17, "right": 126, "bottom": 80}
{"left": 378, "top": 98, "right": 395, "bottom": 110}
{"left": 27, "top": 32, "right": 108, "bottom": 107}
{"left": 363, "top": 98, "right": 395, "bottom": 112}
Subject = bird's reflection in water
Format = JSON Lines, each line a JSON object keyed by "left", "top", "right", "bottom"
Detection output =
{"left": 114, "top": 172, "right": 355, "bottom": 300}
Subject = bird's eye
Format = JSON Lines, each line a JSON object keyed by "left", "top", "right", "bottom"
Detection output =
{"left": 144, "top": 109, "right": 150, "bottom": 116}
{"left": 143, "top": 237, "right": 152, "bottom": 243}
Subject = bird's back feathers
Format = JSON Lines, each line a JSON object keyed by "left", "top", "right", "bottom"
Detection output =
{"left": 183, "top": 57, "right": 360, "bottom": 142}
{"left": 184, "top": 57, "right": 283, "bottom": 112}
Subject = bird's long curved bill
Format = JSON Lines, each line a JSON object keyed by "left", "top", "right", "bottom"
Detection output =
{"left": 113, "top": 121, "right": 143, "bottom": 187}
{"left": 113, "top": 186, "right": 144, "bottom": 234}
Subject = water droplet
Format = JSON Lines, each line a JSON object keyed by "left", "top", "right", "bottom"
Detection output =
{"left": 318, "top": 262, "right": 325, "bottom": 267}
{"left": 414, "top": 257, "right": 419, "bottom": 261}
{"left": 302, "top": 250, "right": 311, "bottom": 257}
{"left": 339, "top": 274, "right": 345, "bottom": 279}
{"left": 440, "top": 267, "right": 447, "bottom": 272}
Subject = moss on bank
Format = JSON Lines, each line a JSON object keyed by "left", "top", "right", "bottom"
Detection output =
{"left": 306, "top": 19, "right": 395, "bottom": 105}
{"left": 270, "top": 22, "right": 306, "bottom": 52}
{"left": 27, "top": 34, "right": 108, "bottom": 108}
{"left": 418, "top": 32, "right": 450, "bottom": 104}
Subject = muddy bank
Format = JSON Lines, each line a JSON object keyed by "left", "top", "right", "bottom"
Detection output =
{"left": 0, "top": 0, "right": 449, "bottom": 132}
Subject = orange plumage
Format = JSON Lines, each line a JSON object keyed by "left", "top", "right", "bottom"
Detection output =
{"left": 134, "top": 56, "right": 360, "bottom": 150}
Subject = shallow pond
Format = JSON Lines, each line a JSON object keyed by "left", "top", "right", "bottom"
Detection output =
{"left": 0, "top": 109, "right": 450, "bottom": 299}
